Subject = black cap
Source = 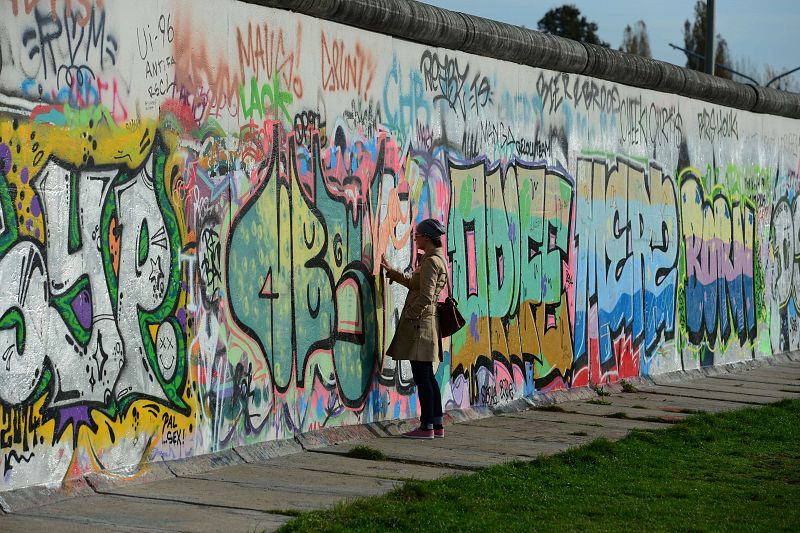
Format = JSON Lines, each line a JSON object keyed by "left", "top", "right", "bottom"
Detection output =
{"left": 416, "top": 218, "right": 446, "bottom": 240}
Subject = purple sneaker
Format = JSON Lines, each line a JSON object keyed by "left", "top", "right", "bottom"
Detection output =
{"left": 402, "top": 427, "right": 434, "bottom": 439}
{"left": 434, "top": 427, "right": 445, "bottom": 438}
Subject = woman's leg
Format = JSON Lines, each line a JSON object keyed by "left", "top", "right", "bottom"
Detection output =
{"left": 428, "top": 364, "right": 443, "bottom": 428}
{"left": 410, "top": 361, "right": 433, "bottom": 429}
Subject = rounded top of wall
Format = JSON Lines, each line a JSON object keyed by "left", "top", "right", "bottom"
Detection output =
{"left": 252, "top": 0, "right": 800, "bottom": 119}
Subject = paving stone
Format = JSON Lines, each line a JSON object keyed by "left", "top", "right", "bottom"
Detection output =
{"left": 0, "top": 514, "right": 150, "bottom": 532}
{"left": 277, "top": 450, "right": 462, "bottom": 480}
{"left": 405, "top": 422, "right": 587, "bottom": 453}
{"left": 461, "top": 414, "right": 578, "bottom": 431}
{"left": 462, "top": 415, "right": 629, "bottom": 439}
{"left": 442, "top": 421, "right": 596, "bottom": 448}
{"left": 651, "top": 379, "right": 800, "bottom": 399}
{"left": 101, "top": 475, "right": 346, "bottom": 512}
{"left": 635, "top": 385, "right": 779, "bottom": 404}
{"left": 322, "top": 439, "right": 538, "bottom": 470}
{"left": 9, "top": 494, "right": 288, "bottom": 533}
{"left": 710, "top": 374, "right": 800, "bottom": 387}
{"left": 554, "top": 400, "right": 690, "bottom": 422}
{"left": 186, "top": 463, "right": 401, "bottom": 498}
{"left": 378, "top": 410, "right": 493, "bottom": 437}
{"left": 747, "top": 367, "right": 800, "bottom": 378}
{"left": 513, "top": 408, "right": 674, "bottom": 431}
{"left": 600, "top": 394, "right": 738, "bottom": 414}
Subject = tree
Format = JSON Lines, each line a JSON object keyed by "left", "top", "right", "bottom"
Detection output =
{"left": 537, "top": 5, "right": 609, "bottom": 47}
{"left": 620, "top": 21, "right": 652, "bottom": 58}
{"left": 683, "top": 0, "right": 732, "bottom": 79}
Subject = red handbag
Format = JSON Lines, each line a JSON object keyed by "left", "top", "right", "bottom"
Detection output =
{"left": 436, "top": 259, "right": 466, "bottom": 338}
{"left": 437, "top": 296, "right": 466, "bottom": 338}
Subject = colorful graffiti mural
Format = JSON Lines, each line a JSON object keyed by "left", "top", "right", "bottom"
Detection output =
{"left": 0, "top": 0, "right": 796, "bottom": 492}
{"left": 574, "top": 156, "right": 679, "bottom": 384}
{"left": 678, "top": 169, "right": 758, "bottom": 366}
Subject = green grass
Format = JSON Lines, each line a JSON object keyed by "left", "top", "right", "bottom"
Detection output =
{"left": 279, "top": 400, "right": 800, "bottom": 532}
{"left": 587, "top": 398, "right": 612, "bottom": 406}
{"left": 593, "top": 385, "right": 611, "bottom": 396}
{"left": 345, "top": 445, "right": 386, "bottom": 461}
{"left": 620, "top": 379, "right": 640, "bottom": 393}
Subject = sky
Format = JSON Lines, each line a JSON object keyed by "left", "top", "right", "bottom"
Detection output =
{"left": 422, "top": 1, "right": 800, "bottom": 86}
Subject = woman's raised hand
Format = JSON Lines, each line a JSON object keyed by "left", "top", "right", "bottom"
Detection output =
{"left": 380, "top": 255, "right": 394, "bottom": 283}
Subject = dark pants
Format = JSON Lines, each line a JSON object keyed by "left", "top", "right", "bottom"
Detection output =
{"left": 410, "top": 361, "right": 443, "bottom": 429}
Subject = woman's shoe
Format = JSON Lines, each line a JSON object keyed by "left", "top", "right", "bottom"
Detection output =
{"left": 402, "top": 427, "right": 434, "bottom": 439}
{"left": 433, "top": 427, "right": 445, "bottom": 438}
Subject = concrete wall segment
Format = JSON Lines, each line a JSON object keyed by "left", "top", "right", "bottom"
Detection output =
{"left": 0, "top": 0, "right": 799, "bottom": 494}
{"left": 254, "top": 0, "right": 799, "bottom": 118}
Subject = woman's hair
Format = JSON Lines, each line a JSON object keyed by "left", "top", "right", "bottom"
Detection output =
{"left": 429, "top": 235, "right": 442, "bottom": 247}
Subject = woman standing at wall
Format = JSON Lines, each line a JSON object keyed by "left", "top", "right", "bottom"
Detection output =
{"left": 381, "top": 218, "right": 449, "bottom": 439}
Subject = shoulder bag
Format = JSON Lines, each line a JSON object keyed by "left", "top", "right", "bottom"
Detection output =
{"left": 435, "top": 256, "right": 466, "bottom": 338}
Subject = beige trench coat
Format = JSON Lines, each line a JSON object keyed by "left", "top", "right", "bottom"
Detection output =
{"left": 386, "top": 248, "right": 448, "bottom": 362}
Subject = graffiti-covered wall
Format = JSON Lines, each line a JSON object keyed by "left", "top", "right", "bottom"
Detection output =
{"left": 1, "top": 0, "right": 798, "bottom": 491}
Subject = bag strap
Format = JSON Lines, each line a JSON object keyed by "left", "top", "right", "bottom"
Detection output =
{"left": 432, "top": 254, "right": 447, "bottom": 359}
{"left": 429, "top": 253, "right": 452, "bottom": 300}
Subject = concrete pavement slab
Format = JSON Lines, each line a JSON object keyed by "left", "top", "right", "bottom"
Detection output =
{"left": 650, "top": 379, "right": 800, "bottom": 399}
{"left": 376, "top": 406, "right": 491, "bottom": 437}
{"left": 9, "top": 493, "right": 289, "bottom": 532}
{"left": 276, "top": 450, "right": 462, "bottom": 481}
{"left": 512, "top": 409, "right": 675, "bottom": 431}
{"left": 634, "top": 385, "right": 779, "bottom": 404}
{"left": 599, "top": 393, "right": 739, "bottom": 413}
{"left": 458, "top": 414, "right": 587, "bottom": 432}
{"left": 402, "top": 422, "right": 590, "bottom": 454}
{"left": 460, "top": 415, "right": 630, "bottom": 440}
{"left": 101, "top": 475, "right": 347, "bottom": 512}
{"left": 745, "top": 372, "right": 800, "bottom": 384}
{"left": 185, "top": 463, "right": 401, "bottom": 498}
{"left": 442, "top": 420, "right": 598, "bottom": 448}
{"left": 745, "top": 366, "right": 800, "bottom": 378}
{"left": 554, "top": 400, "right": 690, "bottom": 422}
{"left": 0, "top": 513, "right": 152, "bottom": 532}
{"left": 709, "top": 374, "right": 800, "bottom": 387}
{"left": 699, "top": 378, "right": 800, "bottom": 394}
{"left": 421, "top": 437, "right": 573, "bottom": 459}
{"left": 321, "top": 439, "right": 537, "bottom": 470}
